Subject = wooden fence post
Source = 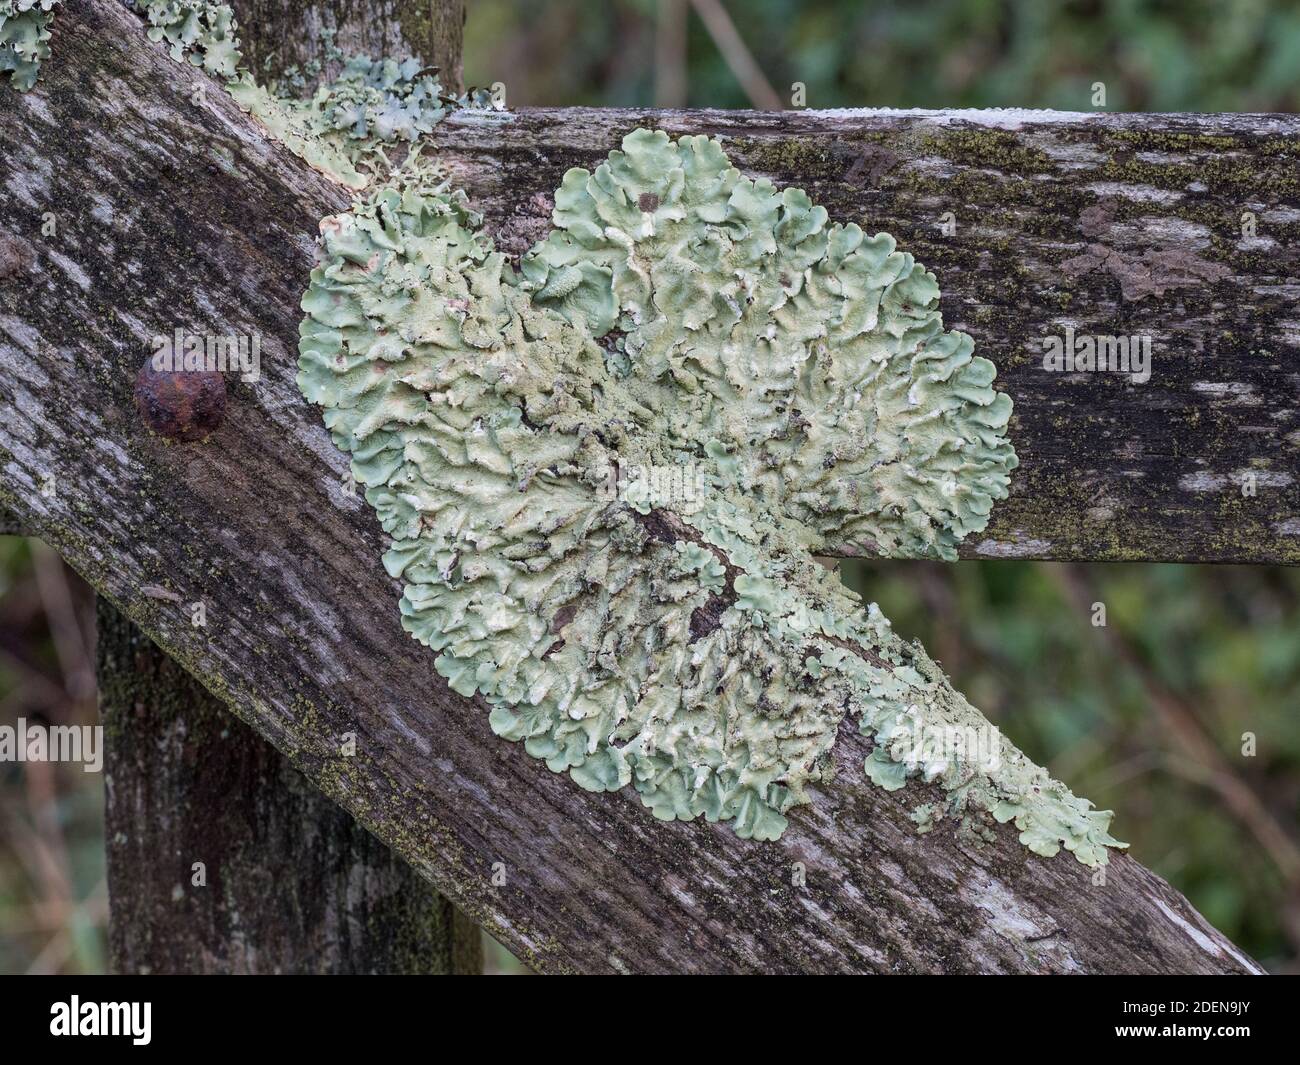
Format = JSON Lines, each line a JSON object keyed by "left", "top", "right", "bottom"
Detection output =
{"left": 230, "top": 0, "right": 466, "bottom": 90}
{"left": 96, "top": 0, "right": 480, "bottom": 975}
{"left": 99, "top": 598, "right": 480, "bottom": 973}
{"left": 7, "top": 510, "right": 481, "bottom": 973}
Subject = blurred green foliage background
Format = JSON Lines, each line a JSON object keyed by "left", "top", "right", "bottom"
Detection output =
{"left": 0, "top": 538, "right": 105, "bottom": 975}
{"left": 465, "top": 0, "right": 1300, "bottom": 111}
{"left": 2, "top": 0, "right": 1298, "bottom": 974}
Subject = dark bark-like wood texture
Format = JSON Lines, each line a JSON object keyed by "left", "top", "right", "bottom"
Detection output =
{"left": 0, "top": 0, "right": 1275, "bottom": 972}
{"left": 99, "top": 598, "right": 481, "bottom": 974}
{"left": 230, "top": 0, "right": 466, "bottom": 92}
{"left": 3, "top": 493, "right": 481, "bottom": 971}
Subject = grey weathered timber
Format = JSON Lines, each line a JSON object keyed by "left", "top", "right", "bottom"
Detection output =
{"left": 230, "top": 0, "right": 466, "bottom": 91}
{"left": 433, "top": 107, "right": 1300, "bottom": 566}
{"left": 1, "top": 505, "right": 480, "bottom": 971}
{"left": 0, "top": 0, "right": 1272, "bottom": 972}
{"left": 90, "top": 0, "right": 480, "bottom": 980}
{"left": 99, "top": 598, "right": 481, "bottom": 974}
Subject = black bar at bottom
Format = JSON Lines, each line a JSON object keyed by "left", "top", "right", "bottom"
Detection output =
{"left": 0, "top": 973, "right": 1286, "bottom": 1050}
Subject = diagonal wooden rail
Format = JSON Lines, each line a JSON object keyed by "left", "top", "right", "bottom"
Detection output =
{"left": 0, "top": 0, "right": 1287, "bottom": 972}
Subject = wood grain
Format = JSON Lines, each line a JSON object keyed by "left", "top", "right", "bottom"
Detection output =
{"left": 99, "top": 599, "right": 482, "bottom": 974}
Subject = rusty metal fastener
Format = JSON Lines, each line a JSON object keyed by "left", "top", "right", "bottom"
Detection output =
{"left": 134, "top": 358, "right": 227, "bottom": 441}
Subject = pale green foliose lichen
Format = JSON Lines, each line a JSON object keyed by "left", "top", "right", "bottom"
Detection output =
{"left": 131, "top": 0, "right": 242, "bottom": 79}
{"left": 226, "top": 54, "right": 467, "bottom": 189}
{"left": 520, "top": 132, "right": 1019, "bottom": 561}
{"left": 0, "top": 0, "right": 61, "bottom": 91}
{"left": 118, "top": 1, "right": 481, "bottom": 190}
{"left": 277, "top": 55, "right": 451, "bottom": 143}
{"left": 296, "top": 128, "right": 1126, "bottom": 865}
{"left": 11, "top": 0, "right": 1120, "bottom": 865}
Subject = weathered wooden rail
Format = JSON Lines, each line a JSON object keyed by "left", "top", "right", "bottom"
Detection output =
{"left": 435, "top": 106, "right": 1300, "bottom": 565}
{"left": 0, "top": 0, "right": 1291, "bottom": 972}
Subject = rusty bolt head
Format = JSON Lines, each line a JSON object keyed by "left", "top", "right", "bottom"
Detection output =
{"left": 134, "top": 359, "right": 227, "bottom": 442}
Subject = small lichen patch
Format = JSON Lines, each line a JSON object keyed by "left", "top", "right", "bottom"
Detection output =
{"left": 117, "top": 2, "right": 488, "bottom": 190}
{"left": 131, "top": 0, "right": 242, "bottom": 79}
{"left": 227, "top": 53, "right": 486, "bottom": 190}
{"left": 297, "top": 129, "right": 1124, "bottom": 865}
{"left": 0, "top": 0, "right": 61, "bottom": 91}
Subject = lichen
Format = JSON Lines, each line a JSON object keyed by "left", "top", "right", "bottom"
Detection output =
{"left": 230, "top": 60, "right": 490, "bottom": 193}
{"left": 0, "top": 0, "right": 61, "bottom": 91}
{"left": 118, "top": 1, "right": 484, "bottom": 190}
{"left": 296, "top": 129, "right": 1125, "bottom": 865}
{"left": 281, "top": 54, "right": 451, "bottom": 143}
{"left": 131, "top": 0, "right": 243, "bottom": 79}
{"left": 95, "top": 0, "right": 1122, "bottom": 863}
{"left": 226, "top": 53, "right": 469, "bottom": 190}
{"left": 521, "top": 131, "right": 1018, "bottom": 561}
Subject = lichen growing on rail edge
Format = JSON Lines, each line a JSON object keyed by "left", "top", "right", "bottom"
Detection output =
{"left": 297, "top": 127, "right": 1125, "bottom": 865}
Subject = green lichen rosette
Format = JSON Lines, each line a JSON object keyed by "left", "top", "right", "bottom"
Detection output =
{"left": 298, "top": 128, "right": 1124, "bottom": 865}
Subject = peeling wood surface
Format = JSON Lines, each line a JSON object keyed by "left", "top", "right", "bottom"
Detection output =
{"left": 435, "top": 106, "right": 1300, "bottom": 564}
{"left": 0, "top": 0, "right": 1269, "bottom": 972}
